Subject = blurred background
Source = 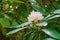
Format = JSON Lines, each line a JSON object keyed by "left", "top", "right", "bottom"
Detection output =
{"left": 0, "top": 0, "right": 60, "bottom": 40}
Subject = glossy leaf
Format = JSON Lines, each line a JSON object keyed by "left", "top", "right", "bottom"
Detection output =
{"left": 29, "top": 0, "right": 47, "bottom": 15}
{"left": 53, "top": 9, "right": 60, "bottom": 13}
{"left": 6, "top": 22, "right": 31, "bottom": 28}
{"left": 45, "top": 38, "right": 55, "bottom": 40}
{"left": 36, "top": 22, "right": 48, "bottom": 27}
{"left": 7, "top": 27, "right": 27, "bottom": 35}
{"left": 46, "top": 15, "right": 60, "bottom": 21}
{"left": 28, "top": 31, "right": 35, "bottom": 40}
{"left": 43, "top": 14, "right": 55, "bottom": 21}
{"left": 43, "top": 13, "right": 60, "bottom": 21}
{"left": 42, "top": 28, "right": 60, "bottom": 39}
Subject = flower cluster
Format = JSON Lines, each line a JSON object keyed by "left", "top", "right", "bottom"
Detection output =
{"left": 27, "top": 11, "right": 44, "bottom": 22}
{"left": 27, "top": 10, "right": 47, "bottom": 26}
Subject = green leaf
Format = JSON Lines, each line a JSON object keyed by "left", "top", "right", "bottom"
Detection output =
{"left": 42, "top": 28, "right": 60, "bottom": 39}
{"left": 8, "top": 0, "right": 24, "bottom": 4}
{"left": 4, "top": 14, "right": 18, "bottom": 25}
{"left": 6, "top": 22, "right": 31, "bottom": 28}
{"left": 7, "top": 27, "right": 27, "bottom": 35}
{"left": 45, "top": 4, "right": 55, "bottom": 13}
{"left": 36, "top": 22, "right": 48, "bottom": 27}
{"left": 45, "top": 38, "right": 55, "bottom": 40}
{"left": 46, "top": 15, "right": 60, "bottom": 21}
{"left": 37, "top": 32, "right": 45, "bottom": 40}
{"left": 0, "top": 18, "right": 10, "bottom": 27}
{"left": 19, "top": 34, "right": 24, "bottom": 40}
{"left": 29, "top": 0, "right": 47, "bottom": 15}
{"left": 43, "top": 13, "right": 55, "bottom": 21}
{"left": 37, "top": 34, "right": 40, "bottom": 40}
{"left": 33, "top": 32, "right": 39, "bottom": 40}
{"left": 18, "top": 4, "right": 29, "bottom": 18}
{"left": 24, "top": 31, "right": 32, "bottom": 40}
{"left": 53, "top": 9, "right": 60, "bottom": 13}
{"left": 43, "top": 13, "right": 60, "bottom": 21}
{"left": 28, "top": 31, "right": 35, "bottom": 40}
{"left": 53, "top": 2, "right": 60, "bottom": 9}
{"left": 16, "top": 4, "right": 29, "bottom": 22}
{"left": 0, "top": 0, "right": 2, "bottom": 5}
{"left": 0, "top": 18, "right": 10, "bottom": 35}
{"left": 24, "top": 31, "right": 32, "bottom": 37}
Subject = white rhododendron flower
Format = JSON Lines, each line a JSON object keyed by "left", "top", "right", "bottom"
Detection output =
{"left": 27, "top": 10, "right": 44, "bottom": 22}
{"left": 27, "top": 10, "right": 48, "bottom": 26}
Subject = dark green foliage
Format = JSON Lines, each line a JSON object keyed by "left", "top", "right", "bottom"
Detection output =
{"left": 0, "top": 0, "right": 60, "bottom": 40}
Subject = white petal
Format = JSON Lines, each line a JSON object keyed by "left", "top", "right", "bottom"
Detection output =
{"left": 27, "top": 11, "right": 44, "bottom": 22}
